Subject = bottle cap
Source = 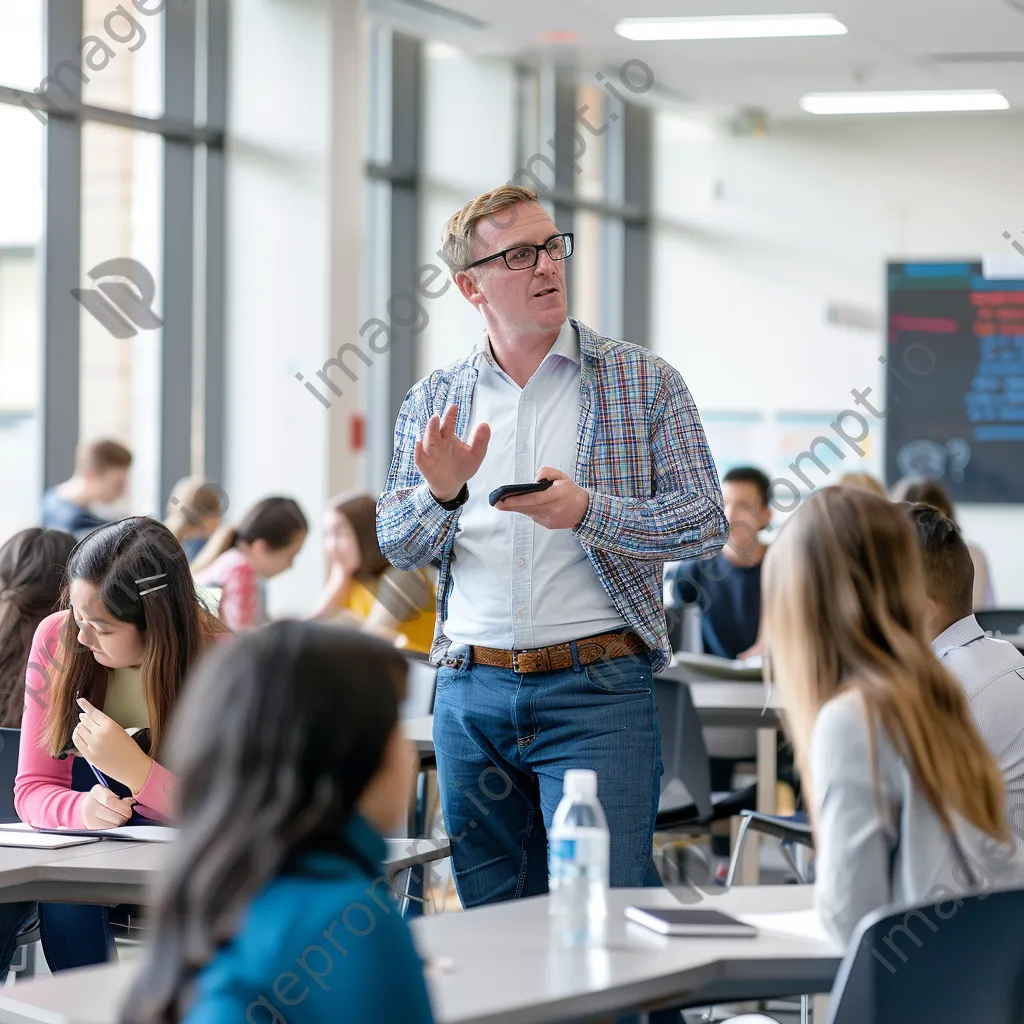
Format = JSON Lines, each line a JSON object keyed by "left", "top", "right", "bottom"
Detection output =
{"left": 563, "top": 768, "right": 598, "bottom": 801}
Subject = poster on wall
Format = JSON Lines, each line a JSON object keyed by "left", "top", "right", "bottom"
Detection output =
{"left": 773, "top": 411, "right": 882, "bottom": 505}
{"left": 699, "top": 412, "right": 768, "bottom": 477}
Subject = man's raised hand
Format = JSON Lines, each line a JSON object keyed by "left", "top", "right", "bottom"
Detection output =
{"left": 414, "top": 404, "right": 490, "bottom": 502}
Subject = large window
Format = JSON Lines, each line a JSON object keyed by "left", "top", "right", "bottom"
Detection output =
{"left": 80, "top": 122, "right": 164, "bottom": 516}
{"left": 419, "top": 42, "right": 518, "bottom": 375}
{"left": 0, "top": 245, "right": 42, "bottom": 542}
{"left": 81, "top": 0, "right": 164, "bottom": 119}
{"left": 0, "top": 3, "right": 45, "bottom": 92}
{"left": 0, "top": 15, "right": 44, "bottom": 538}
{"left": 362, "top": 27, "right": 653, "bottom": 484}
{"left": 0, "top": 0, "right": 225, "bottom": 542}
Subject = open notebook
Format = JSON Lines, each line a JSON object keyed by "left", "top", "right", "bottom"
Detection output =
{"left": 0, "top": 822, "right": 177, "bottom": 843}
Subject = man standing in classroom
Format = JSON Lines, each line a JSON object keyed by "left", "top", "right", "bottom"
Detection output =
{"left": 377, "top": 185, "right": 727, "bottom": 906}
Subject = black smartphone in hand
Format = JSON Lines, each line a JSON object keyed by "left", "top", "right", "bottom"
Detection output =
{"left": 488, "top": 479, "right": 553, "bottom": 507}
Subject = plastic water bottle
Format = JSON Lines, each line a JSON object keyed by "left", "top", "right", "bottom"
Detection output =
{"left": 548, "top": 768, "right": 610, "bottom": 948}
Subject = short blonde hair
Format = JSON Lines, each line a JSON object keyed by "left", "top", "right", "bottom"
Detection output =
{"left": 441, "top": 185, "right": 540, "bottom": 274}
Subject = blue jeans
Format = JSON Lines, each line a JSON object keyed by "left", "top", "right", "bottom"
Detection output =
{"left": 0, "top": 901, "right": 112, "bottom": 980}
{"left": 432, "top": 645, "right": 663, "bottom": 908}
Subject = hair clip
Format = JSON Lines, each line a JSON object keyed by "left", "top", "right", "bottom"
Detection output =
{"left": 136, "top": 572, "right": 168, "bottom": 596}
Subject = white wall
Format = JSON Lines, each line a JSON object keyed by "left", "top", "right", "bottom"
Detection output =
{"left": 224, "top": 0, "right": 365, "bottom": 616}
{"left": 652, "top": 111, "right": 1024, "bottom": 604}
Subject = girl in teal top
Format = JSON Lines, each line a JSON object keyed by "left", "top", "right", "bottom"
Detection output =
{"left": 123, "top": 621, "right": 436, "bottom": 1024}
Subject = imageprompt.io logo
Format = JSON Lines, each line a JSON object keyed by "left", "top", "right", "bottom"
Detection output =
{"left": 72, "top": 258, "right": 164, "bottom": 339}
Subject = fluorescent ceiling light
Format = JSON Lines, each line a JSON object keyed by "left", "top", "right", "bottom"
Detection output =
{"left": 614, "top": 13, "right": 847, "bottom": 41}
{"left": 800, "top": 89, "right": 1010, "bottom": 114}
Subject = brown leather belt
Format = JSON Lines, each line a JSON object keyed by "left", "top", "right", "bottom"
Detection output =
{"left": 467, "top": 630, "right": 649, "bottom": 675}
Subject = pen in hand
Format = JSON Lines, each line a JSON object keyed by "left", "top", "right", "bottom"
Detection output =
{"left": 87, "top": 761, "right": 111, "bottom": 790}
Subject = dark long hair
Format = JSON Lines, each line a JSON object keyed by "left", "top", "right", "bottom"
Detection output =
{"left": 191, "top": 496, "right": 307, "bottom": 573}
{"left": 122, "top": 621, "right": 408, "bottom": 1023}
{"left": 0, "top": 528, "right": 76, "bottom": 727}
{"left": 43, "top": 518, "right": 230, "bottom": 758}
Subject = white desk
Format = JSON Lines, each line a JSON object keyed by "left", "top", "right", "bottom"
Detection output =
{"left": 0, "top": 841, "right": 151, "bottom": 906}
{"left": 0, "top": 837, "right": 451, "bottom": 906}
{"left": 0, "top": 885, "right": 839, "bottom": 1024}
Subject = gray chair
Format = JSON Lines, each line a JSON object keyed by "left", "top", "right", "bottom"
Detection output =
{"left": 400, "top": 656, "right": 437, "bottom": 721}
{"left": 386, "top": 836, "right": 452, "bottom": 916}
{"left": 725, "top": 810, "right": 814, "bottom": 888}
{"left": 655, "top": 676, "right": 713, "bottom": 822}
{"left": 401, "top": 655, "right": 439, "bottom": 914}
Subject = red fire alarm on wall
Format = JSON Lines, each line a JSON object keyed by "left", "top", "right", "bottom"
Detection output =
{"left": 350, "top": 413, "right": 365, "bottom": 452}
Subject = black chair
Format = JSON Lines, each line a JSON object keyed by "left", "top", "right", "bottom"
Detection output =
{"left": 974, "top": 609, "right": 1024, "bottom": 638}
{"left": 0, "top": 727, "right": 21, "bottom": 823}
{"left": 828, "top": 888, "right": 1024, "bottom": 1023}
{"left": 0, "top": 727, "right": 42, "bottom": 977}
{"left": 653, "top": 679, "right": 759, "bottom": 878}
{"left": 402, "top": 656, "right": 438, "bottom": 915}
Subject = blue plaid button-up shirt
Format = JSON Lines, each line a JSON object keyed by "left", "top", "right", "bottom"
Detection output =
{"left": 376, "top": 318, "right": 728, "bottom": 672}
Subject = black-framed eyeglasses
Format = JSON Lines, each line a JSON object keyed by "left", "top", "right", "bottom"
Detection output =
{"left": 464, "top": 232, "right": 574, "bottom": 272}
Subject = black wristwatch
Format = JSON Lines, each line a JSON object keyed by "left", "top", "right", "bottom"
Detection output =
{"left": 433, "top": 483, "right": 469, "bottom": 511}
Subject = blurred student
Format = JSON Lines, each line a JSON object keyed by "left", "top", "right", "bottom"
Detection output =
{"left": 193, "top": 498, "right": 307, "bottom": 631}
{"left": 667, "top": 466, "right": 770, "bottom": 660}
{"left": 1, "top": 518, "right": 229, "bottom": 977}
{"left": 164, "top": 477, "right": 226, "bottom": 563}
{"left": 0, "top": 528, "right": 76, "bottom": 728}
{"left": 310, "top": 492, "right": 436, "bottom": 653}
{"left": 836, "top": 471, "right": 886, "bottom": 497}
{"left": 42, "top": 439, "right": 132, "bottom": 539}
{"left": 123, "top": 621, "right": 435, "bottom": 1024}
{"left": 762, "top": 487, "right": 1023, "bottom": 947}
{"left": 891, "top": 476, "right": 995, "bottom": 609}
{"left": 904, "top": 502, "right": 1024, "bottom": 843}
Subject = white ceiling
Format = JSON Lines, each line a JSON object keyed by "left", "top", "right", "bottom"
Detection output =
{"left": 380, "top": 0, "right": 1024, "bottom": 119}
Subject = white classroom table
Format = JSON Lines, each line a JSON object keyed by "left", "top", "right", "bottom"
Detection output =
{"left": 0, "top": 885, "right": 839, "bottom": 1024}
{"left": 0, "top": 836, "right": 451, "bottom": 906}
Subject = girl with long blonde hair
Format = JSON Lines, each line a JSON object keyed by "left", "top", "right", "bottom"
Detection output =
{"left": 762, "top": 487, "right": 1023, "bottom": 944}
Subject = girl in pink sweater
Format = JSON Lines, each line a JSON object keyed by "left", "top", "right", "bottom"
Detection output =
{"left": 3, "top": 517, "right": 229, "bottom": 976}
{"left": 192, "top": 496, "right": 307, "bottom": 631}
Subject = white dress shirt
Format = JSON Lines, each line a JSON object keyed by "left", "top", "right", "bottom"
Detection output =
{"left": 933, "top": 614, "right": 1024, "bottom": 837}
{"left": 444, "top": 320, "right": 626, "bottom": 650}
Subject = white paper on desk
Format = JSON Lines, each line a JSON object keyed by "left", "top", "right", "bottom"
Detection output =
{"left": 94, "top": 825, "right": 177, "bottom": 842}
{"left": 0, "top": 822, "right": 177, "bottom": 843}
{"left": 0, "top": 824, "right": 100, "bottom": 849}
{"left": 737, "top": 909, "right": 839, "bottom": 950}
